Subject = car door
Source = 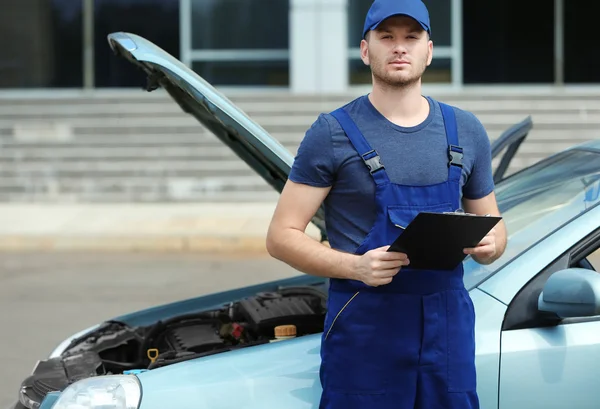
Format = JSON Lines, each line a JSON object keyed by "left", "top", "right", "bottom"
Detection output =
{"left": 490, "top": 116, "right": 533, "bottom": 183}
{"left": 497, "top": 227, "right": 600, "bottom": 409}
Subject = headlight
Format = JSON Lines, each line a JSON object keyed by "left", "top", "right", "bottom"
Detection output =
{"left": 52, "top": 376, "right": 141, "bottom": 409}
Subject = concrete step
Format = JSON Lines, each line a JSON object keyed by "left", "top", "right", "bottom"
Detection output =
{"left": 0, "top": 140, "right": 579, "bottom": 162}
{"left": 0, "top": 190, "right": 280, "bottom": 203}
{"left": 0, "top": 175, "right": 278, "bottom": 203}
{"left": 0, "top": 126, "right": 594, "bottom": 146}
{"left": 3, "top": 99, "right": 600, "bottom": 118}
{"left": 0, "top": 131, "right": 302, "bottom": 145}
{"left": 0, "top": 126, "right": 592, "bottom": 147}
{"left": 0, "top": 158, "right": 542, "bottom": 203}
{"left": 2, "top": 114, "right": 600, "bottom": 134}
{"left": 0, "top": 160, "right": 256, "bottom": 175}
{"left": 0, "top": 146, "right": 279, "bottom": 161}
{"left": 2, "top": 89, "right": 600, "bottom": 104}
{"left": 0, "top": 149, "right": 561, "bottom": 177}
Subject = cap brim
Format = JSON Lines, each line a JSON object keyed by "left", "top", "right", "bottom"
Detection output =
{"left": 364, "top": 13, "right": 430, "bottom": 38}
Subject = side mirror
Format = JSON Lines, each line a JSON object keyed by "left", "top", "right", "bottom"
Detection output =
{"left": 538, "top": 268, "right": 600, "bottom": 319}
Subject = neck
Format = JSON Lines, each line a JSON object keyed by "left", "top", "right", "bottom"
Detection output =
{"left": 368, "top": 79, "right": 429, "bottom": 127}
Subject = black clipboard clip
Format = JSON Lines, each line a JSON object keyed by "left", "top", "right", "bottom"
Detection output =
{"left": 443, "top": 209, "right": 492, "bottom": 217}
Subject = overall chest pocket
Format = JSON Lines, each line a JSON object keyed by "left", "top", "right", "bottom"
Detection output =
{"left": 387, "top": 202, "right": 454, "bottom": 231}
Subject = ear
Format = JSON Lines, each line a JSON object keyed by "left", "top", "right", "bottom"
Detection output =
{"left": 360, "top": 39, "right": 370, "bottom": 65}
{"left": 426, "top": 40, "right": 433, "bottom": 66}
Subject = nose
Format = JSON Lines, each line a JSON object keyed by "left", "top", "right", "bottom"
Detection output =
{"left": 391, "top": 41, "right": 408, "bottom": 55}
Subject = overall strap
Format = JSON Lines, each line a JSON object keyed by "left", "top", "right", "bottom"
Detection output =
{"left": 439, "top": 102, "right": 463, "bottom": 183}
{"left": 330, "top": 108, "right": 390, "bottom": 186}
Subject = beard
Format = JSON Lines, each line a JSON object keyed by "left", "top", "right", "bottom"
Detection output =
{"left": 369, "top": 53, "right": 429, "bottom": 88}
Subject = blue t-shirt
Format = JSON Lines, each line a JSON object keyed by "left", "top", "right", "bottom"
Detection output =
{"left": 288, "top": 95, "right": 495, "bottom": 254}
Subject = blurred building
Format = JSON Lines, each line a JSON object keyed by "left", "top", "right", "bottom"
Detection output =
{"left": 0, "top": 0, "right": 597, "bottom": 204}
{"left": 0, "top": 0, "right": 597, "bottom": 94}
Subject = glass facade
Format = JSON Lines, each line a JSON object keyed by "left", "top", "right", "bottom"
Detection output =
{"left": 463, "top": 0, "right": 554, "bottom": 84}
{"left": 189, "top": 0, "right": 290, "bottom": 86}
{"left": 191, "top": 0, "right": 289, "bottom": 50}
{"left": 564, "top": 1, "right": 600, "bottom": 83}
{"left": 0, "top": 0, "right": 598, "bottom": 90}
{"left": 0, "top": 0, "right": 83, "bottom": 88}
{"left": 348, "top": 0, "right": 453, "bottom": 85}
{"left": 191, "top": 60, "right": 289, "bottom": 86}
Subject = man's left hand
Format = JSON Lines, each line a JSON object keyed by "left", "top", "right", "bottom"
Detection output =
{"left": 464, "top": 227, "right": 497, "bottom": 265}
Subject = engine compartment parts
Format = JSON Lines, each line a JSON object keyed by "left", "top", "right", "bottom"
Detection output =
{"left": 18, "top": 285, "right": 327, "bottom": 408}
{"left": 239, "top": 295, "right": 321, "bottom": 333}
{"left": 147, "top": 349, "right": 159, "bottom": 364}
{"left": 162, "top": 321, "right": 225, "bottom": 353}
{"left": 271, "top": 325, "right": 297, "bottom": 342}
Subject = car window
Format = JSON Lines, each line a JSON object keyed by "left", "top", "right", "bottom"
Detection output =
{"left": 588, "top": 249, "right": 600, "bottom": 271}
{"left": 569, "top": 238, "right": 600, "bottom": 271}
{"left": 464, "top": 149, "right": 600, "bottom": 290}
{"left": 502, "top": 226, "right": 600, "bottom": 330}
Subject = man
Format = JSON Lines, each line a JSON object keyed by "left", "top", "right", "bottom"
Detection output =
{"left": 266, "top": 0, "right": 507, "bottom": 408}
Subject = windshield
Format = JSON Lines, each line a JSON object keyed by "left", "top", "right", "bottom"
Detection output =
{"left": 464, "top": 148, "right": 600, "bottom": 289}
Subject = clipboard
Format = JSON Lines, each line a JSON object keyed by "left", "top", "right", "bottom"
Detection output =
{"left": 387, "top": 211, "right": 502, "bottom": 270}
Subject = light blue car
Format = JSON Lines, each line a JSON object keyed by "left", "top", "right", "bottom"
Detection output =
{"left": 12, "top": 32, "right": 600, "bottom": 409}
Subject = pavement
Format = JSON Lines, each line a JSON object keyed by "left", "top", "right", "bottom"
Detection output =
{"left": 0, "top": 202, "right": 322, "bottom": 254}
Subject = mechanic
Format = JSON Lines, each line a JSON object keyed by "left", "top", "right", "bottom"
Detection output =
{"left": 266, "top": 0, "right": 507, "bottom": 408}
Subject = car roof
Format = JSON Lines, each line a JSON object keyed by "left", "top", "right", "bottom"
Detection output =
{"left": 577, "top": 139, "right": 600, "bottom": 151}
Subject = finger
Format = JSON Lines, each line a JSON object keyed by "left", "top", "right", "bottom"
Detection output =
{"left": 476, "top": 236, "right": 494, "bottom": 246}
{"left": 483, "top": 229, "right": 496, "bottom": 238}
{"left": 374, "top": 245, "right": 392, "bottom": 252}
{"left": 373, "top": 267, "right": 403, "bottom": 279}
{"left": 470, "top": 235, "right": 495, "bottom": 247}
{"left": 464, "top": 245, "right": 494, "bottom": 255}
{"left": 371, "top": 260, "right": 407, "bottom": 271}
{"left": 368, "top": 246, "right": 407, "bottom": 259}
{"left": 372, "top": 276, "right": 394, "bottom": 286}
{"left": 377, "top": 251, "right": 409, "bottom": 261}
{"left": 378, "top": 277, "right": 394, "bottom": 286}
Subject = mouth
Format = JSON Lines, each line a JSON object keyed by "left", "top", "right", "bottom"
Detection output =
{"left": 389, "top": 60, "right": 410, "bottom": 66}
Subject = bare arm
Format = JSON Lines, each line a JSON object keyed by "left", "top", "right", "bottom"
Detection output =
{"left": 266, "top": 180, "right": 408, "bottom": 286}
{"left": 462, "top": 191, "right": 507, "bottom": 264}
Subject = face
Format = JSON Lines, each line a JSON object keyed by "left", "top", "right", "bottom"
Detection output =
{"left": 361, "top": 15, "right": 433, "bottom": 88}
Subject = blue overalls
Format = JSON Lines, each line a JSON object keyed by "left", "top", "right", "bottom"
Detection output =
{"left": 319, "top": 102, "right": 479, "bottom": 409}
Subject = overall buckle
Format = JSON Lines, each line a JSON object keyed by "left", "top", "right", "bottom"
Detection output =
{"left": 362, "top": 150, "right": 385, "bottom": 174}
{"left": 448, "top": 145, "right": 463, "bottom": 168}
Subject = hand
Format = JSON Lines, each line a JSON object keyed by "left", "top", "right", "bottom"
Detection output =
{"left": 352, "top": 245, "right": 410, "bottom": 287}
{"left": 464, "top": 227, "right": 497, "bottom": 264}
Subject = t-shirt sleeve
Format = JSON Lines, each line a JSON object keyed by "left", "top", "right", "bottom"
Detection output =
{"left": 288, "top": 113, "right": 335, "bottom": 187}
{"left": 462, "top": 111, "right": 495, "bottom": 200}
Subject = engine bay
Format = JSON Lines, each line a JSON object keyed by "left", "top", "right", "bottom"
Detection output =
{"left": 19, "top": 285, "right": 327, "bottom": 406}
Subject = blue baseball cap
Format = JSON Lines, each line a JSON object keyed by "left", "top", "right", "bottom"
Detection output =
{"left": 362, "top": 0, "right": 431, "bottom": 39}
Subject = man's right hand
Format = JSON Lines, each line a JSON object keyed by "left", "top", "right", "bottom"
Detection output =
{"left": 352, "top": 246, "right": 410, "bottom": 287}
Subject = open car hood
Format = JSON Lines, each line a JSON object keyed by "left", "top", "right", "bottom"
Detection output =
{"left": 106, "top": 32, "right": 328, "bottom": 238}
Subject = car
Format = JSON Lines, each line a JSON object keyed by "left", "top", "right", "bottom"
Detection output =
{"left": 10, "top": 32, "right": 600, "bottom": 409}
